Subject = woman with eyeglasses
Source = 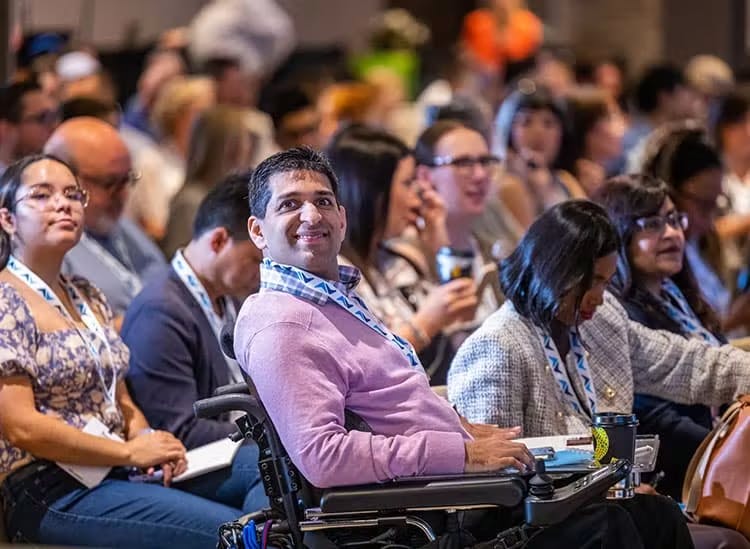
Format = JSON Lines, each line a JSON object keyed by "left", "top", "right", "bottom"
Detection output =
{"left": 327, "top": 125, "right": 479, "bottom": 384}
{"left": 594, "top": 174, "right": 722, "bottom": 500}
{"left": 640, "top": 122, "right": 750, "bottom": 331}
{"left": 0, "top": 154, "right": 249, "bottom": 547}
{"left": 494, "top": 83, "right": 585, "bottom": 230}
{"left": 449, "top": 199, "right": 750, "bottom": 548}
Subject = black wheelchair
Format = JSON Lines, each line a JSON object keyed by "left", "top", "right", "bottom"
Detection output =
{"left": 194, "top": 381, "right": 632, "bottom": 549}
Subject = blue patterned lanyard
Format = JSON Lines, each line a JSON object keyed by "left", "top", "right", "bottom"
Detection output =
{"left": 171, "top": 251, "right": 244, "bottom": 383}
{"left": 661, "top": 279, "right": 721, "bottom": 346}
{"left": 534, "top": 325, "right": 597, "bottom": 419}
{"left": 7, "top": 256, "right": 119, "bottom": 415}
{"left": 261, "top": 260, "right": 423, "bottom": 370}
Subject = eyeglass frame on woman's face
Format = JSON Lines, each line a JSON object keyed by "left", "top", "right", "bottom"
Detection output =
{"left": 77, "top": 170, "right": 141, "bottom": 194}
{"left": 633, "top": 210, "right": 689, "bottom": 234}
{"left": 13, "top": 182, "right": 89, "bottom": 209}
{"left": 428, "top": 154, "right": 501, "bottom": 177}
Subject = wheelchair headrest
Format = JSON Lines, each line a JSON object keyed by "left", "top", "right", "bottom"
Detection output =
{"left": 220, "top": 319, "right": 237, "bottom": 360}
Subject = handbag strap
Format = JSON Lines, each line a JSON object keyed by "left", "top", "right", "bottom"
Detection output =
{"left": 683, "top": 397, "right": 750, "bottom": 513}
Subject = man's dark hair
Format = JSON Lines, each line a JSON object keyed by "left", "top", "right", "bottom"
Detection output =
{"left": 0, "top": 80, "right": 42, "bottom": 123}
{"left": 193, "top": 170, "right": 254, "bottom": 240}
{"left": 500, "top": 200, "right": 620, "bottom": 330}
{"left": 711, "top": 92, "right": 750, "bottom": 150}
{"left": 262, "top": 84, "right": 314, "bottom": 131}
{"left": 634, "top": 64, "right": 685, "bottom": 114}
{"left": 248, "top": 146, "right": 338, "bottom": 218}
{"left": 61, "top": 96, "right": 117, "bottom": 124}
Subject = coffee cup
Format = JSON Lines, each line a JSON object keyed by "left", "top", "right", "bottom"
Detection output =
{"left": 591, "top": 412, "right": 638, "bottom": 466}
{"left": 436, "top": 247, "right": 474, "bottom": 283}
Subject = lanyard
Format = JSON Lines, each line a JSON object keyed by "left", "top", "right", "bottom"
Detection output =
{"left": 661, "top": 279, "right": 721, "bottom": 346}
{"left": 261, "top": 260, "right": 423, "bottom": 370}
{"left": 79, "top": 233, "right": 142, "bottom": 297}
{"left": 7, "top": 256, "right": 119, "bottom": 415}
{"left": 534, "top": 325, "right": 597, "bottom": 419}
{"left": 171, "top": 251, "right": 244, "bottom": 383}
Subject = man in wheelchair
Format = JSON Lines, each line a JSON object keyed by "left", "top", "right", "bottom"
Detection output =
{"left": 217, "top": 146, "right": 693, "bottom": 548}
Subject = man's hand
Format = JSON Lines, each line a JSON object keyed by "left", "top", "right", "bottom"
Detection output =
{"left": 460, "top": 416, "right": 522, "bottom": 441}
{"left": 464, "top": 435, "right": 535, "bottom": 474}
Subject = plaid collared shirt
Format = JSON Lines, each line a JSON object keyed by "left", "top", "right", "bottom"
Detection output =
{"left": 259, "top": 258, "right": 362, "bottom": 305}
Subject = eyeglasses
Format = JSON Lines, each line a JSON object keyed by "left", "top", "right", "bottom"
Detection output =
{"left": 20, "top": 109, "right": 60, "bottom": 127}
{"left": 429, "top": 154, "right": 501, "bottom": 175}
{"left": 78, "top": 170, "right": 141, "bottom": 193}
{"left": 634, "top": 211, "right": 688, "bottom": 234}
{"left": 14, "top": 183, "right": 89, "bottom": 208}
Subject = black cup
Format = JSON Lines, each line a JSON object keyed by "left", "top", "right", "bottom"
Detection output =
{"left": 591, "top": 412, "right": 638, "bottom": 466}
{"left": 436, "top": 247, "right": 474, "bottom": 283}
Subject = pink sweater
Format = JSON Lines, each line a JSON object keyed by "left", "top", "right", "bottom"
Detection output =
{"left": 234, "top": 289, "right": 469, "bottom": 488}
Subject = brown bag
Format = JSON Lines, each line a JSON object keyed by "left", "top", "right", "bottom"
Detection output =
{"left": 682, "top": 395, "right": 750, "bottom": 536}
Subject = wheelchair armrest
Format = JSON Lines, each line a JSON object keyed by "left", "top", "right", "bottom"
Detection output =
{"left": 194, "top": 393, "right": 267, "bottom": 422}
{"left": 213, "top": 383, "right": 251, "bottom": 396}
{"left": 319, "top": 475, "right": 527, "bottom": 513}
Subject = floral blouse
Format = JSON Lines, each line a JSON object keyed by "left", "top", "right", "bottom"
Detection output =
{"left": 0, "top": 277, "right": 129, "bottom": 474}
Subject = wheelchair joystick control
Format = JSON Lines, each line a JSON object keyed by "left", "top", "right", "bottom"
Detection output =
{"left": 528, "top": 459, "right": 554, "bottom": 500}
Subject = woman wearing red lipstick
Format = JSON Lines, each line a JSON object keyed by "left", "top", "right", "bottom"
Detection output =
{"left": 0, "top": 155, "right": 249, "bottom": 547}
{"left": 595, "top": 174, "right": 720, "bottom": 500}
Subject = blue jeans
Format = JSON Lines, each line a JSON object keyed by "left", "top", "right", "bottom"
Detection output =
{"left": 18, "top": 444, "right": 264, "bottom": 548}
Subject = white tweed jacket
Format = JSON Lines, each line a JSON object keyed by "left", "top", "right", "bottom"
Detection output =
{"left": 448, "top": 292, "right": 750, "bottom": 437}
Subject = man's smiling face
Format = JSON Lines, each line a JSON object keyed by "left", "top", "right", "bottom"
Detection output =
{"left": 249, "top": 169, "right": 346, "bottom": 280}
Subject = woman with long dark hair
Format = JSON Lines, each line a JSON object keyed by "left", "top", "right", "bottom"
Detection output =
{"left": 595, "top": 174, "right": 719, "bottom": 499}
{"left": 326, "top": 125, "right": 478, "bottom": 383}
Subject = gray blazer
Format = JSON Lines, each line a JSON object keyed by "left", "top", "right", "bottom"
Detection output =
{"left": 448, "top": 292, "right": 750, "bottom": 437}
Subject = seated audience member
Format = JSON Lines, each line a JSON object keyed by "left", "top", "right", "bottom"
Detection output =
{"left": 450, "top": 199, "right": 750, "bottom": 434}
{"left": 415, "top": 119, "right": 519, "bottom": 265}
{"left": 562, "top": 86, "right": 624, "bottom": 196}
{"left": 0, "top": 155, "right": 252, "bottom": 547}
{"left": 60, "top": 96, "right": 120, "bottom": 126}
{"left": 235, "top": 146, "right": 692, "bottom": 548}
{"left": 448, "top": 200, "right": 750, "bottom": 548}
{"left": 0, "top": 80, "right": 60, "bottom": 171}
{"left": 161, "top": 105, "right": 255, "bottom": 258}
{"left": 122, "top": 49, "right": 186, "bottom": 141}
{"left": 494, "top": 84, "right": 585, "bottom": 230}
{"left": 594, "top": 174, "right": 719, "bottom": 499}
{"left": 327, "top": 125, "right": 479, "bottom": 383}
{"left": 621, "top": 64, "right": 697, "bottom": 173}
{"left": 641, "top": 122, "right": 750, "bottom": 330}
{"left": 711, "top": 93, "right": 750, "bottom": 240}
{"left": 124, "top": 173, "right": 262, "bottom": 447}
{"left": 123, "top": 173, "right": 265, "bottom": 512}
{"left": 125, "top": 76, "right": 216, "bottom": 240}
{"left": 376, "top": 120, "right": 509, "bottom": 350}
{"left": 263, "top": 84, "right": 324, "bottom": 151}
{"left": 44, "top": 117, "right": 165, "bottom": 321}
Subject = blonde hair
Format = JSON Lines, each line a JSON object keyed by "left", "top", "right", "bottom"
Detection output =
{"left": 185, "top": 105, "right": 255, "bottom": 187}
{"left": 151, "top": 76, "right": 215, "bottom": 139}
